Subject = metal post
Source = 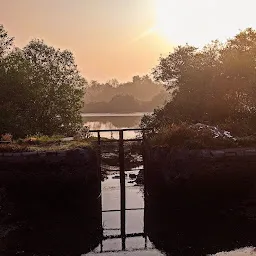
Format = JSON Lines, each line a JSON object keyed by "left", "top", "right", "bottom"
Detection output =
{"left": 142, "top": 131, "right": 148, "bottom": 248}
{"left": 97, "top": 131, "right": 103, "bottom": 253}
{"left": 119, "top": 130, "right": 126, "bottom": 250}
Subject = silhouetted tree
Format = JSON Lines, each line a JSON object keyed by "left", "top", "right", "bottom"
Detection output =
{"left": 0, "top": 25, "right": 14, "bottom": 57}
{"left": 142, "top": 28, "right": 256, "bottom": 136}
{"left": 0, "top": 27, "right": 86, "bottom": 137}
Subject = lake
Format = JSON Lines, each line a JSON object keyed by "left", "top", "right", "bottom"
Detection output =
{"left": 82, "top": 112, "right": 149, "bottom": 139}
{"left": 84, "top": 113, "right": 255, "bottom": 256}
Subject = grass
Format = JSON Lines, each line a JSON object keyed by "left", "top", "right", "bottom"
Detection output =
{"left": 0, "top": 135, "right": 93, "bottom": 153}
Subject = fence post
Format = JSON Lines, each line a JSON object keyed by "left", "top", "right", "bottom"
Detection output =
{"left": 97, "top": 131, "right": 103, "bottom": 252}
{"left": 119, "top": 130, "right": 126, "bottom": 250}
{"left": 142, "top": 130, "right": 149, "bottom": 247}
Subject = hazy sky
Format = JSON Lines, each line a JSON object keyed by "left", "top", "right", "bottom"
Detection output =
{"left": 1, "top": 0, "right": 256, "bottom": 82}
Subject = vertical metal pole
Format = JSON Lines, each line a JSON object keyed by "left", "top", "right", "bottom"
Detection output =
{"left": 97, "top": 131, "right": 103, "bottom": 253}
{"left": 142, "top": 131, "right": 148, "bottom": 248}
{"left": 119, "top": 130, "right": 126, "bottom": 250}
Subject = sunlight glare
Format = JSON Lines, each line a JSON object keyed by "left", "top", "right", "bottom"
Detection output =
{"left": 154, "top": 0, "right": 184, "bottom": 44}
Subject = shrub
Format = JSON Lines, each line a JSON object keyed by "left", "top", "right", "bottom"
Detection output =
{"left": 74, "top": 126, "right": 91, "bottom": 140}
{"left": 1, "top": 133, "right": 13, "bottom": 142}
{"left": 150, "top": 123, "right": 237, "bottom": 149}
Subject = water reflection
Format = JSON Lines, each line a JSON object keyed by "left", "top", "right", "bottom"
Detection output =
{"left": 82, "top": 113, "right": 145, "bottom": 139}
{"left": 86, "top": 171, "right": 256, "bottom": 256}
{"left": 82, "top": 113, "right": 143, "bottom": 128}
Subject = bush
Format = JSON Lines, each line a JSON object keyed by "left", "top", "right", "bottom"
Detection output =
{"left": 74, "top": 126, "right": 91, "bottom": 140}
{"left": 150, "top": 123, "right": 237, "bottom": 149}
{"left": 1, "top": 133, "right": 13, "bottom": 142}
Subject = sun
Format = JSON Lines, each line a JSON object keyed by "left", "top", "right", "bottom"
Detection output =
{"left": 154, "top": 0, "right": 181, "bottom": 43}
{"left": 134, "top": 0, "right": 205, "bottom": 46}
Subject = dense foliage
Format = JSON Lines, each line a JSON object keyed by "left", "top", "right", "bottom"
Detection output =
{"left": 0, "top": 25, "right": 86, "bottom": 138}
{"left": 142, "top": 28, "right": 256, "bottom": 137}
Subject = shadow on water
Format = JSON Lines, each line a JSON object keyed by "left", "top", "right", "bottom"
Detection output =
{"left": 145, "top": 170, "right": 256, "bottom": 256}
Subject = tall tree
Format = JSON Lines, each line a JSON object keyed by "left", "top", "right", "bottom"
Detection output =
{"left": 142, "top": 28, "right": 256, "bottom": 136}
{"left": 0, "top": 36, "right": 86, "bottom": 137}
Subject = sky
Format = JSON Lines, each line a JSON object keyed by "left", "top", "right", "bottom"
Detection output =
{"left": 1, "top": 0, "right": 256, "bottom": 82}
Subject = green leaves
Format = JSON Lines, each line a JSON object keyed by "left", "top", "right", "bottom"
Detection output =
{"left": 0, "top": 27, "right": 86, "bottom": 138}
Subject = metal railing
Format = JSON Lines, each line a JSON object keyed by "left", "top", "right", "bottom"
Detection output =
{"left": 89, "top": 128, "right": 152, "bottom": 252}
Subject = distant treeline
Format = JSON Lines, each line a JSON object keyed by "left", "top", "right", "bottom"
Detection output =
{"left": 83, "top": 76, "right": 169, "bottom": 113}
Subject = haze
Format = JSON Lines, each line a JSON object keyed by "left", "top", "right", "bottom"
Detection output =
{"left": 1, "top": 0, "right": 256, "bottom": 82}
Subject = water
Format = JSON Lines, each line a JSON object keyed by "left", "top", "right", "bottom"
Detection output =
{"left": 86, "top": 169, "right": 256, "bottom": 256}
{"left": 86, "top": 169, "right": 162, "bottom": 255}
{"left": 84, "top": 112, "right": 255, "bottom": 256}
{"left": 82, "top": 112, "right": 149, "bottom": 139}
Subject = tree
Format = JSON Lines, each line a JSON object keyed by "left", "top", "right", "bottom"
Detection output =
{"left": 106, "top": 78, "right": 119, "bottom": 88}
{"left": 143, "top": 28, "right": 256, "bottom": 136}
{"left": 0, "top": 25, "right": 14, "bottom": 57}
{"left": 0, "top": 35, "right": 86, "bottom": 138}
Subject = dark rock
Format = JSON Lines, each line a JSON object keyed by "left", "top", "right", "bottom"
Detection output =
{"left": 129, "top": 174, "right": 137, "bottom": 179}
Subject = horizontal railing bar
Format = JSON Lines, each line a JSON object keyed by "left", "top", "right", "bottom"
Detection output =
{"left": 102, "top": 209, "right": 119, "bottom": 213}
{"left": 92, "top": 247, "right": 156, "bottom": 254}
{"left": 103, "top": 232, "right": 145, "bottom": 240}
{"left": 126, "top": 207, "right": 144, "bottom": 210}
{"left": 102, "top": 169, "right": 144, "bottom": 172}
{"left": 101, "top": 169, "right": 144, "bottom": 172}
{"left": 89, "top": 128, "right": 153, "bottom": 133}
{"left": 100, "top": 139, "right": 143, "bottom": 144}
{"left": 98, "top": 138, "right": 143, "bottom": 143}
{"left": 102, "top": 207, "right": 144, "bottom": 213}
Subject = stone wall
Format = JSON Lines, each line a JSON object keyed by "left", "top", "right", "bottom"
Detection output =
{"left": 145, "top": 146, "right": 256, "bottom": 256}
{"left": 0, "top": 147, "right": 102, "bottom": 256}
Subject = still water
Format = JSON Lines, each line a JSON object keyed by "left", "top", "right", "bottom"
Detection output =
{"left": 82, "top": 112, "right": 148, "bottom": 139}
{"left": 83, "top": 113, "right": 255, "bottom": 256}
{"left": 86, "top": 170, "right": 256, "bottom": 256}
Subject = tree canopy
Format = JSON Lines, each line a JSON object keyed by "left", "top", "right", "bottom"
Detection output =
{"left": 142, "top": 28, "right": 256, "bottom": 136}
{"left": 0, "top": 25, "right": 86, "bottom": 138}
{"left": 0, "top": 25, "right": 14, "bottom": 57}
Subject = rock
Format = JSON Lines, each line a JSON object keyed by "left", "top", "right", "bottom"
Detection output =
{"left": 129, "top": 174, "right": 137, "bottom": 179}
{"left": 135, "top": 170, "right": 144, "bottom": 185}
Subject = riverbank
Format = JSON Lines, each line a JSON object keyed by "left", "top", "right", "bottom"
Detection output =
{"left": 145, "top": 146, "right": 256, "bottom": 255}
{"left": 0, "top": 147, "right": 102, "bottom": 256}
